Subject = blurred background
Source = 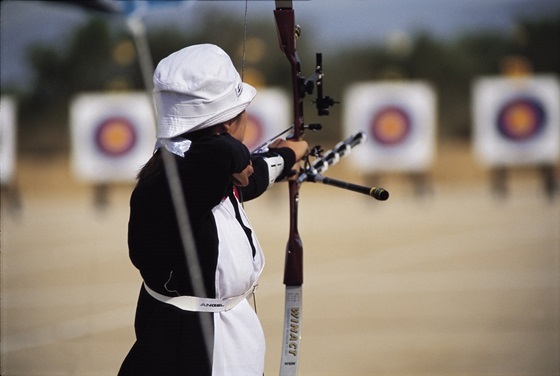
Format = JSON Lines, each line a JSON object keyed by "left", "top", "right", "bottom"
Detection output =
{"left": 1, "top": 1, "right": 559, "bottom": 375}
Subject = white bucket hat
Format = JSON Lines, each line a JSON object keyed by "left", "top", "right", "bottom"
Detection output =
{"left": 153, "top": 44, "right": 257, "bottom": 143}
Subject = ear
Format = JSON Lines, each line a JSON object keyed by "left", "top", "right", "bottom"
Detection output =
{"left": 215, "top": 123, "right": 229, "bottom": 133}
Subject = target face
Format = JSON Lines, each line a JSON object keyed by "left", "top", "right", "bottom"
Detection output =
{"left": 343, "top": 81, "right": 436, "bottom": 172}
{"left": 472, "top": 75, "right": 560, "bottom": 167}
{"left": 243, "top": 88, "right": 289, "bottom": 152}
{"left": 70, "top": 92, "right": 156, "bottom": 183}
{"left": 496, "top": 97, "right": 545, "bottom": 141}
{"left": 370, "top": 106, "right": 411, "bottom": 145}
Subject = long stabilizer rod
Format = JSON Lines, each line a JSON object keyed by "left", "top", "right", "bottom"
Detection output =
{"left": 307, "top": 174, "right": 389, "bottom": 200}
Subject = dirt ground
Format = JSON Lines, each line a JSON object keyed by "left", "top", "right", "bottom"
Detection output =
{"left": 1, "top": 141, "right": 559, "bottom": 376}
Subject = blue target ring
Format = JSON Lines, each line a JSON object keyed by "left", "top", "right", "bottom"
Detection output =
{"left": 94, "top": 117, "right": 137, "bottom": 156}
{"left": 369, "top": 106, "right": 411, "bottom": 145}
{"left": 496, "top": 97, "right": 545, "bottom": 142}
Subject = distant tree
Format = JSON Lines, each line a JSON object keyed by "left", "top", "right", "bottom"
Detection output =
{"left": 27, "top": 18, "right": 115, "bottom": 105}
{"left": 21, "top": 17, "right": 141, "bottom": 153}
{"left": 18, "top": 10, "right": 560, "bottom": 155}
{"left": 516, "top": 15, "right": 560, "bottom": 75}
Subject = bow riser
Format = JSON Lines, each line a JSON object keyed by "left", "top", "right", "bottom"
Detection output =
{"left": 274, "top": 4, "right": 305, "bottom": 288}
{"left": 274, "top": 8, "right": 304, "bottom": 140}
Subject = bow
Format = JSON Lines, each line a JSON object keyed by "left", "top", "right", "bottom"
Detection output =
{"left": 273, "top": 2, "right": 306, "bottom": 374}
{"left": 273, "top": 2, "right": 388, "bottom": 374}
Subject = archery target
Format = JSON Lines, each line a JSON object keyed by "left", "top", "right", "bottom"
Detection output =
{"left": 244, "top": 88, "right": 289, "bottom": 152}
{"left": 473, "top": 76, "right": 560, "bottom": 166}
{"left": 70, "top": 93, "right": 155, "bottom": 183}
{"left": 343, "top": 81, "right": 437, "bottom": 172}
{"left": 1, "top": 96, "right": 17, "bottom": 185}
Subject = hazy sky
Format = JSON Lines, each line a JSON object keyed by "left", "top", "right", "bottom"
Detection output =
{"left": 2, "top": 0, "right": 559, "bottom": 90}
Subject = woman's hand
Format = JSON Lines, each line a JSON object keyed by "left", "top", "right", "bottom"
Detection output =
{"left": 269, "top": 139, "right": 309, "bottom": 162}
{"left": 232, "top": 161, "right": 254, "bottom": 187}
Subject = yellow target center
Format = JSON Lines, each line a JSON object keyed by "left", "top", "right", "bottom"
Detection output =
{"left": 378, "top": 112, "right": 406, "bottom": 140}
{"left": 505, "top": 104, "right": 536, "bottom": 135}
{"left": 100, "top": 121, "right": 132, "bottom": 153}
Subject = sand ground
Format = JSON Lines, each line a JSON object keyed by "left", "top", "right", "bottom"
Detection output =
{"left": 1, "top": 141, "right": 559, "bottom": 376}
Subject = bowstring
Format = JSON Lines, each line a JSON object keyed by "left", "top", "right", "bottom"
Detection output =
{"left": 240, "top": 0, "right": 259, "bottom": 317}
{"left": 241, "top": 0, "right": 248, "bottom": 81}
{"left": 238, "top": 0, "right": 249, "bottom": 209}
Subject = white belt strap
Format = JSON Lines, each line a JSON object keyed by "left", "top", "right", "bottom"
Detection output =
{"left": 143, "top": 282, "right": 258, "bottom": 313}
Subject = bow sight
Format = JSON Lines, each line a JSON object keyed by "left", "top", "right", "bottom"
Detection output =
{"left": 301, "top": 52, "right": 338, "bottom": 116}
{"left": 288, "top": 34, "right": 388, "bottom": 200}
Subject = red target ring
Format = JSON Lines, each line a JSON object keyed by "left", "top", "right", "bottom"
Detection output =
{"left": 244, "top": 113, "right": 264, "bottom": 150}
{"left": 369, "top": 106, "right": 411, "bottom": 145}
{"left": 496, "top": 97, "right": 545, "bottom": 141}
{"left": 95, "top": 117, "right": 137, "bottom": 156}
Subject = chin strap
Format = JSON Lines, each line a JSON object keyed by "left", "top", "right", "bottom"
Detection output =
{"left": 154, "top": 137, "right": 192, "bottom": 157}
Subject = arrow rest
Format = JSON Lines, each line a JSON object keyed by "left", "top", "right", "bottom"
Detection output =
{"left": 302, "top": 145, "right": 324, "bottom": 172}
{"left": 309, "top": 145, "right": 324, "bottom": 158}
